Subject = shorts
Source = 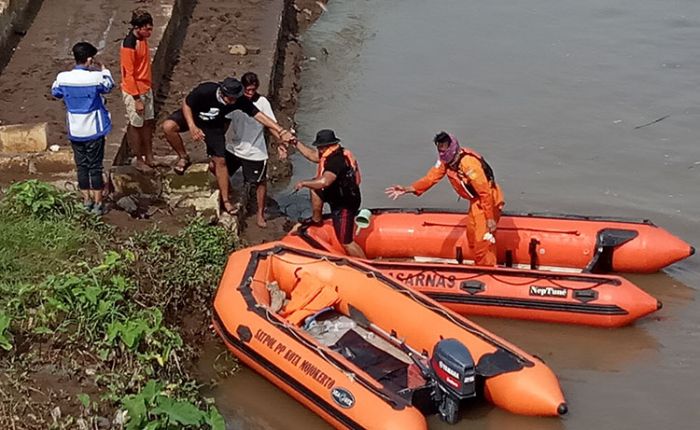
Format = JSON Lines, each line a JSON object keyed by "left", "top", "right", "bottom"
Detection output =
{"left": 225, "top": 152, "right": 267, "bottom": 184}
{"left": 167, "top": 109, "right": 226, "bottom": 157}
{"left": 70, "top": 136, "right": 105, "bottom": 190}
{"left": 122, "top": 89, "right": 155, "bottom": 127}
{"left": 330, "top": 206, "right": 359, "bottom": 245}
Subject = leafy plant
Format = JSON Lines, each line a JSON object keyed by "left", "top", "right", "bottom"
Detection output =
{"left": 105, "top": 308, "right": 183, "bottom": 367}
{"left": 27, "top": 251, "right": 134, "bottom": 339}
{"left": 122, "top": 380, "right": 224, "bottom": 430}
{"left": 1, "top": 180, "right": 79, "bottom": 220}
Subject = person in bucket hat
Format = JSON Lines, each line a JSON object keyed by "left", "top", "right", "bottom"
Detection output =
{"left": 161, "top": 76, "right": 294, "bottom": 214}
{"left": 289, "top": 129, "right": 367, "bottom": 258}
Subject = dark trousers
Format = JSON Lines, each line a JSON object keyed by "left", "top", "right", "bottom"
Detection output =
{"left": 70, "top": 137, "right": 105, "bottom": 190}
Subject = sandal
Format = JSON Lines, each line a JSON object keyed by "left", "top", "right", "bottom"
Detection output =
{"left": 223, "top": 201, "right": 236, "bottom": 215}
{"left": 173, "top": 156, "right": 191, "bottom": 175}
{"left": 133, "top": 158, "right": 155, "bottom": 173}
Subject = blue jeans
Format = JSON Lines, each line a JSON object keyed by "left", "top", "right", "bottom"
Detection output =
{"left": 70, "top": 137, "right": 105, "bottom": 190}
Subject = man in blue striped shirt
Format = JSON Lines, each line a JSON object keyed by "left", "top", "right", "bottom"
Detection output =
{"left": 52, "top": 42, "right": 114, "bottom": 215}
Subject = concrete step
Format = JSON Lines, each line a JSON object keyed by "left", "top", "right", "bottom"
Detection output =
{"left": 0, "top": 122, "right": 47, "bottom": 153}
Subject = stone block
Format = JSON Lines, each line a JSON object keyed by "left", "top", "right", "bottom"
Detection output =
{"left": 31, "top": 150, "right": 75, "bottom": 173}
{"left": 0, "top": 154, "right": 27, "bottom": 172}
{"left": 162, "top": 162, "right": 216, "bottom": 194}
{"left": 218, "top": 211, "right": 240, "bottom": 232}
{"left": 0, "top": 122, "right": 48, "bottom": 154}
{"left": 110, "top": 165, "right": 162, "bottom": 197}
{"left": 169, "top": 189, "right": 220, "bottom": 214}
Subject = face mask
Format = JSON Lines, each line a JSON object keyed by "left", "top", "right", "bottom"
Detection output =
{"left": 438, "top": 135, "right": 460, "bottom": 164}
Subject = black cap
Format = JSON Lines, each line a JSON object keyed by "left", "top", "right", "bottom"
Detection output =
{"left": 312, "top": 129, "right": 341, "bottom": 147}
{"left": 219, "top": 77, "right": 243, "bottom": 98}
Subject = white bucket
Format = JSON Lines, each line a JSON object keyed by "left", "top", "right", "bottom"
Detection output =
{"left": 355, "top": 208, "right": 372, "bottom": 229}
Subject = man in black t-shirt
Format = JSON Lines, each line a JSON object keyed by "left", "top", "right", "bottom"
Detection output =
{"left": 291, "top": 129, "right": 367, "bottom": 259}
{"left": 162, "top": 77, "right": 293, "bottom": 213}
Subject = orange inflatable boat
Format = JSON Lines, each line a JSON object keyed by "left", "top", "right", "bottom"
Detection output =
{"left": 286, "top": 230, "right": 659, "bottom": 327}
{"left": 213, "top": 243, "right": 567, "bottom": 429}
{"left": 288, "top": 208, "right": 692, "bottom": 274}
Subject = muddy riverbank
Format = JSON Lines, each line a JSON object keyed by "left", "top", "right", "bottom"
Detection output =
{"left": 0, "top": 1, "right": 329, "bottom": 428}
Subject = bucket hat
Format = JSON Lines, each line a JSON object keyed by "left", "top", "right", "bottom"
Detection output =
{"left": 312, "top": 129, "right": 341, "bottom": 147}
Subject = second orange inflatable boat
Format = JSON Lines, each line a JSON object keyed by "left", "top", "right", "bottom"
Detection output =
{"left": 290, "top": 208, "right": 692, "bottom": 273}
{"left": 280, "top": 208, "right": 674, "bottom": 327}
{"left": 213, "top": 243, "right": 567, "bottom": 429}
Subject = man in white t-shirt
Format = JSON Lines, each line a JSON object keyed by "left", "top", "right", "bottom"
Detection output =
{"left": 225, "top": 72, "right": 281, "bottom": 227}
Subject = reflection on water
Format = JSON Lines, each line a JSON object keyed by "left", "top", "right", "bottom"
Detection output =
{"left": 210, "top": 0, "right": 699, "bottom": 428}
{"left": 207, "top": 368, "right": 330, "bottom": 430}
{"left": 196, "top": 340, "right": 332, "bottom": 430}
{"left": 471, "top": 317, "right": 658, "bottom": 372}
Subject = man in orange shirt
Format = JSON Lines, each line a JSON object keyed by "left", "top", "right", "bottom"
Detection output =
{"left": 386, "top": 132, "right": 505, "bottom": 266}
{"left": 120, "top": 9, "right": 155, "bottom": 171}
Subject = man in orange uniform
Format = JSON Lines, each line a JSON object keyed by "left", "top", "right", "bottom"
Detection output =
{"left": 386, "top": 131, "right": 504, "bottom": 266}
{"left": 120, "top": 9, "right": 155, "bottom": 171}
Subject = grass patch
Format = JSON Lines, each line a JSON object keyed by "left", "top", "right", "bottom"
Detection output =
{"left": 0, "top": 216, "right": 96, "bottom": 284}
{"left": 0, "top": 180, "right": 106, "bottom": 285}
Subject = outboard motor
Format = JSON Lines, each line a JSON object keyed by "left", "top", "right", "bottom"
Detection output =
{"left": 428, "top": 338, "right": 476, "bottom": 424}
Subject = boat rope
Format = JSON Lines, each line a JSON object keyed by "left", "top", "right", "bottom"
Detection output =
{"left": 270, "top": 254, "right": 334, "bottom": 266}
{"left": 421, "top": 222, "right": 581, "bottom": 235}
{"left": 398, "top": 268, "right": 607, "bottom": 290}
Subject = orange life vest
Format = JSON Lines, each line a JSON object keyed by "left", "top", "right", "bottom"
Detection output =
{"left": 316, "top": 145, "right": 361, "bottom": 186}
{"left": 446, "top": 147, "right": 496, "bottom": 200}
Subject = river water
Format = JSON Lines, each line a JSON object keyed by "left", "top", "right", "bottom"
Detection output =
{"left": 214, "top": 1, "right": 700, "bottom": 428}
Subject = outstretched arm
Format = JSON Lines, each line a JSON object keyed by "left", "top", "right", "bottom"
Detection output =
{"left": 385, "top": 184, "right": 416, "bottom": 200}
{"left": 290, "top": 138, "right": 320, "bottom": 163}
{"left": 253, "top": 112, "right": 293, "bottom": 142}
{"left": 386, "top": 161, "right": 447, "bottom": 199}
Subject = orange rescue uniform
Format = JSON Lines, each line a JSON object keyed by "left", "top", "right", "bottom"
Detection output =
{"left": 412, "top": 148, "right": 505, "bottom": 266}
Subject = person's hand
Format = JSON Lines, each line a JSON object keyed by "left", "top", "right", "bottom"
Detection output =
{"left": 278, "top": 144, "right": 288, "bottom": 160}
{"left": 385, "top": 185, "right": 406, "bottom": 200}
{"left": 483, "top": 232, "right": 496, "bottom": 244}
{"left": 134, "top": 98, "right": 145, "bottom": 116}
{"left": 190, "top": 126, "right": 205, "bottom": 141}
{"left": 294, "top": 180, "right": 306, "bottom": 191}
{"left": 279, "top": 129, "right": 294, "bottom": 143}
{"left": 90, "top": 60, "right": 104, "bottom": 71}
{"left": 487, "top": 219, "right": 497, "bottom": 232}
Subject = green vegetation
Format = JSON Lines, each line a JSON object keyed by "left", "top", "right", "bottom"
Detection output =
{"left": 0, "top": 181, "right": 238, "bottom": 429}
{"left": 0, "top": 180, "right": 104, "bottom": 284}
